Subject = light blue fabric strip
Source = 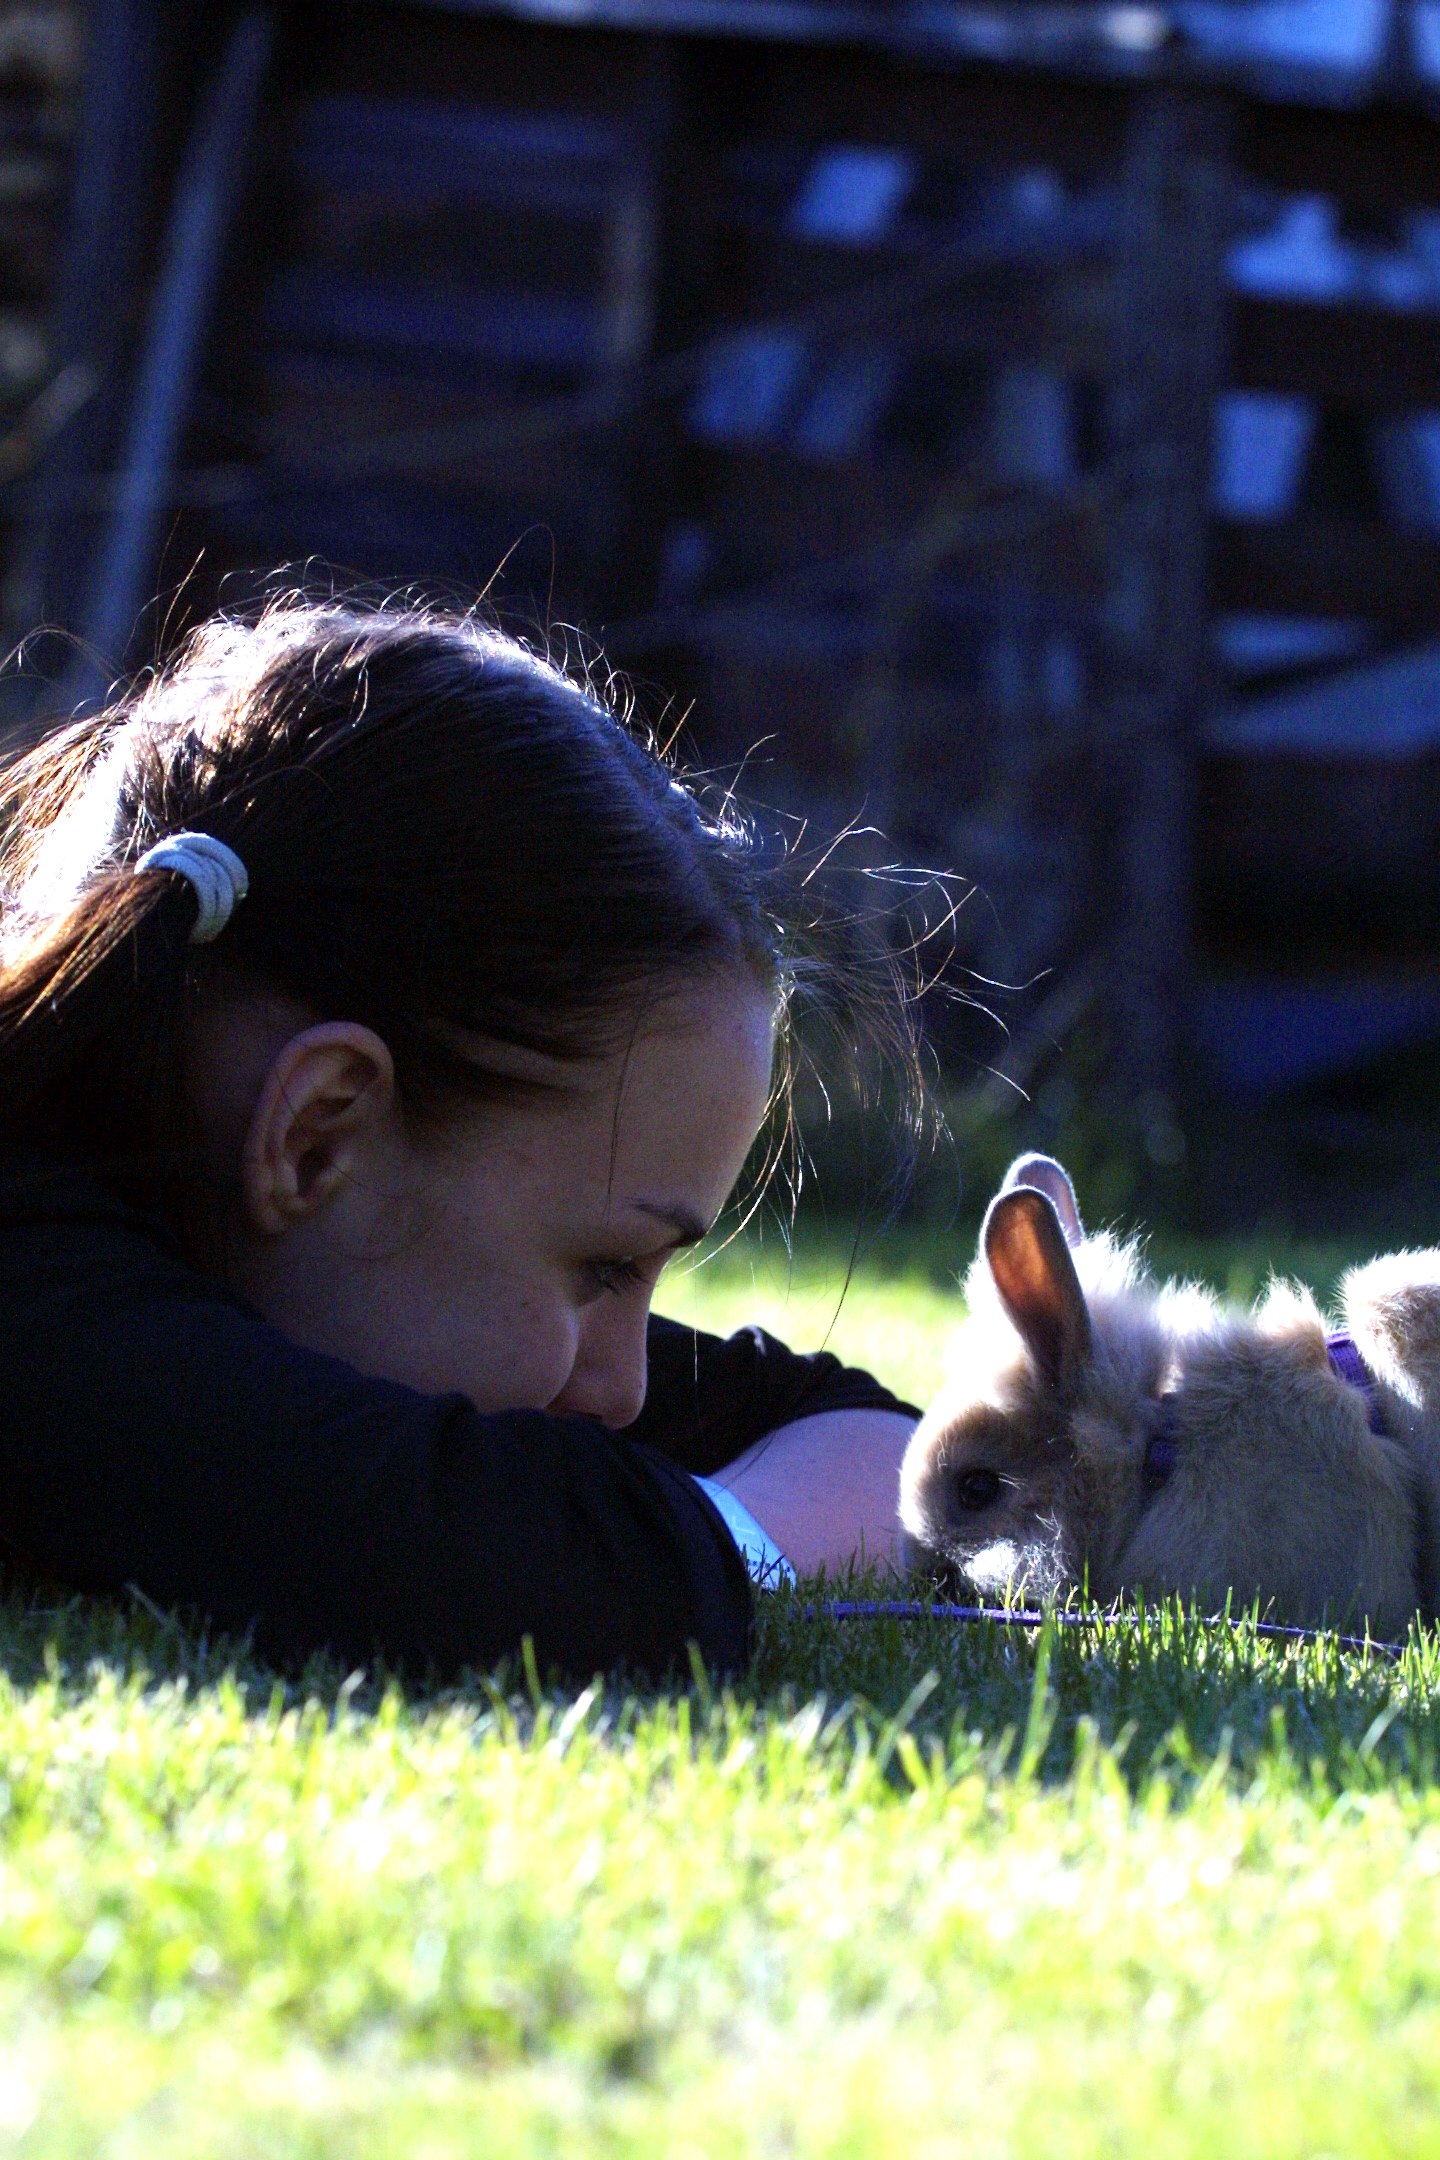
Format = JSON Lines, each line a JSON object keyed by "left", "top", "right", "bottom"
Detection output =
{"left": 694, "top": 1476, "right": 796, "bottom": 1590}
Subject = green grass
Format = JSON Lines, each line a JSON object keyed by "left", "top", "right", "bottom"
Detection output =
{"left": 5, "top": 1223, "right": 1440, "bottom": 2155}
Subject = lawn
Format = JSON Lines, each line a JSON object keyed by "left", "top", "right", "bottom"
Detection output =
{"left": 3, "top": 1220, "right": 1438, "bottom": 2156}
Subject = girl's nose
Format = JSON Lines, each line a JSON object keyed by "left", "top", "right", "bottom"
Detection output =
{"left": 549, "top": 1297, "right": 650, "bottom": 1429}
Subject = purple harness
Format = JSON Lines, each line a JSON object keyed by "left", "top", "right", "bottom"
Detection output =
{"left": 1324, "top": 1331, "right": 1387, "bottom": 1432}
{"left": 1142, "top": 1329, "right": 1385, "bottom": 1496}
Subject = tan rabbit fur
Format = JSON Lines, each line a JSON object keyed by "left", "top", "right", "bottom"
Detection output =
{"left": 899, "top": 1155, "right": 1440, "bottom": 1637}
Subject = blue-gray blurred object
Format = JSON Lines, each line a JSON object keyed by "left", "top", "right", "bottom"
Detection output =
{"left": 71, "top": 8, "right": 271, "bottom": 704}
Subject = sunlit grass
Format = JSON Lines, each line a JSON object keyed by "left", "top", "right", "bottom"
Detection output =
{"left": 655, "top": 1227, "right": 962, "bottom": 1406}
{"left": 3, "top": 1594, "right": 1440, "bottom": 2156}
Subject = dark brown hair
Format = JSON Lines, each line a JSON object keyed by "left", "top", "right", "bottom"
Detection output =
{"left": 0, "top": 599, "right": 930, "bottom": 1245}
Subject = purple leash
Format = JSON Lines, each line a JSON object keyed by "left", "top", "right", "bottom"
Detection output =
{"left": 803, "top": 1601, "right": 1398, "bottom": 1656}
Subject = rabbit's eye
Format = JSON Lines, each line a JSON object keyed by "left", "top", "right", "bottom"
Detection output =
{"left": 954, "top": 1467, "right": 1002, "bottom": 1512}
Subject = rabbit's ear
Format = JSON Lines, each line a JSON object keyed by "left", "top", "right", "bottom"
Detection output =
{"left": 1000, "top": 1154, "right": 1083, "bottom": 1246}
{"left": 983, "top": 1186, "right": 1093, "bottom": 1391}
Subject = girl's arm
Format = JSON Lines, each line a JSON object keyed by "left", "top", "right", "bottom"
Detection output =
{"left": 711, "top": 1409, "right": 916, "bottom": 1577}
{"left": 637, "top": 1314, "right": 919, "bottom": 1577}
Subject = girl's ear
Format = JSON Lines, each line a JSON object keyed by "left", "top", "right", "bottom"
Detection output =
{"left": 241, "top": 1023, "right": 397, "bottom": 1235}
{"left": 999, "top": 1153, "right": 1084, "bottom": 1246}
{"left": 983, "top": 1185, "right": 1093, "bottom": 1391}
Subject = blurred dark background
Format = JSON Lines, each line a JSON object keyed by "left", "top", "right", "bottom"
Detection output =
{"left": 2, "top": 0, "right": 1440, "bottom": 1239}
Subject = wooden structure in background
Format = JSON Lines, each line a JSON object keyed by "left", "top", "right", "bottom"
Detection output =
{"left": 8, "top": 0, "right": 1440, "bottom": 1114}
{"left": 0, "top": 4, "right": 86, "bottom": 632}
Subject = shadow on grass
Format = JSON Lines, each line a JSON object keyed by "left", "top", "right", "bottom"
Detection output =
{"left": 751, "top": 1573, "right": 1440, "bottom": 1795}
{"left": 3, "top": 1567, "right": 1439, "bottom": 1800}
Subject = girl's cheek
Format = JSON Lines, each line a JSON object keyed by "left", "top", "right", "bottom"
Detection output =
{"left": 405, "top": 1230, "right": 583, "bottom": 1412}
{"left": 485, "top": 1289, "right": 581, "bottom": 1414}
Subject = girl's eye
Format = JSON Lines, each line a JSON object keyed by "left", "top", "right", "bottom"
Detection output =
{"left": 953, "top": 1467, "right": 1002, "bottom": 1513}
{"left": 583, "top": 1257, "right": 649, "bottom": 1298}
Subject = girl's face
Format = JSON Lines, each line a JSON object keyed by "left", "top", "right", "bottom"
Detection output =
{"left": 213, "top": 982, "right": 776, "bottom": 1426}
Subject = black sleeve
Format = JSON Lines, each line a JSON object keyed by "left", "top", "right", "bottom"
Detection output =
{"left": 0, "top": 1169, "right": 752, "bottom": 1681}
{"left": 630, "top": 1312, "right": 919, "bottom": 1477}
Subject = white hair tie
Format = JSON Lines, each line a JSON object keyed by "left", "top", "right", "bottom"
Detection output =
{"left": 135, "top": 831, "right": 249, "bottom": 944}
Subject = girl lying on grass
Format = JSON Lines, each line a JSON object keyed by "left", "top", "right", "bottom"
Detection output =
{"left": 0, "top": 601, "right": 923, "bottom": 1679}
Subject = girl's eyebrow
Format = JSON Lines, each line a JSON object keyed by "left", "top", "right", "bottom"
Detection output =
{"left": 633, "top": 1200, "right": 710, "bottom": 1246}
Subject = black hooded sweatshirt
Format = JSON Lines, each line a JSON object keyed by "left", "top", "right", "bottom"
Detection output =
{"left": 0, "top": 1157, "right": 914, "bottom": 1680}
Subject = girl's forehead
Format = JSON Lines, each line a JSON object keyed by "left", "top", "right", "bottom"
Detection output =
{"left": 621, "top": 982, "right": 772, "bottom": 1113}
{"left": 528, "top": 984, "right": 775, "bottom": 1210}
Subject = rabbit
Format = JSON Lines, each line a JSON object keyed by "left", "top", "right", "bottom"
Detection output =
{"left": 899, "top": 1153, "right": 1440, "bottom": 1638}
